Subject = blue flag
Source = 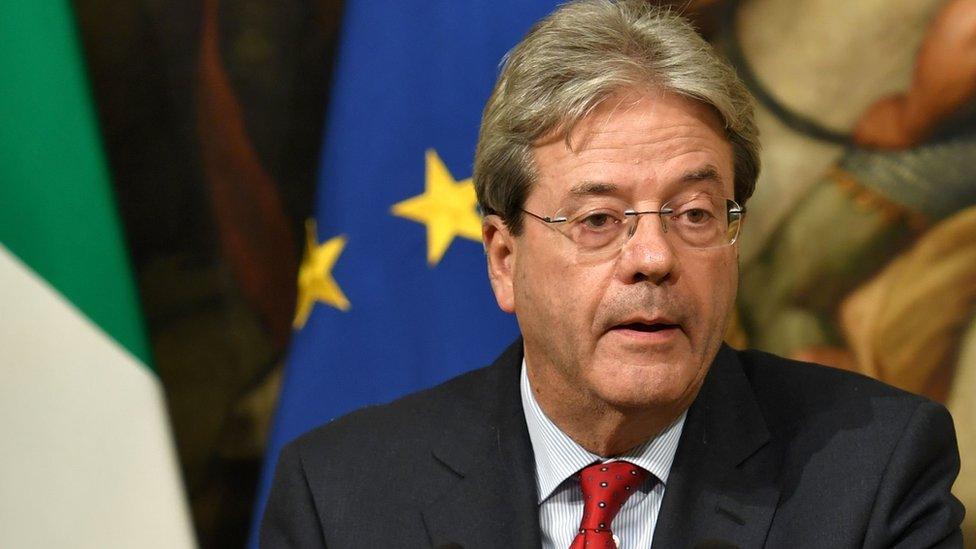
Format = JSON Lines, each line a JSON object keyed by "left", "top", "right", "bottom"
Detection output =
{"left": 250, "top": 2, "right": 559, "bottom": 544}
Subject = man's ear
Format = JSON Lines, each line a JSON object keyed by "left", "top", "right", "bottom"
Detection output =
{"left": 483, "top": 215, "right": 516, "bottom": 313}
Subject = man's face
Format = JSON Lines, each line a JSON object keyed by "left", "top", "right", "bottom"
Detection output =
{"left": 485, "top": 88, "right": 739, "bottom": 415}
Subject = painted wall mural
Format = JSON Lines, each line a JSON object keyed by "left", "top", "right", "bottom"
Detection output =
{"left": 708, "top": 0, "right": 976, "bottom": 541}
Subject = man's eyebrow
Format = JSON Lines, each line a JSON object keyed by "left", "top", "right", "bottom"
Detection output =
{"left": 679, "top": 165, "right": 724, "bottom": 185}
{"left": 568, "top": 181, "right": 618, "bottom": 196}
{"left": 566, "top": 167, "right": 723, "bottom": 197}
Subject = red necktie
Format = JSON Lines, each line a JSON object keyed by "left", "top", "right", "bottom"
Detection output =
{"left": 569, "top": 461, "right": 649, "bottom": 549}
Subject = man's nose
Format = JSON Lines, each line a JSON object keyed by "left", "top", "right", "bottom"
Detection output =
{"left": 614, "top": 214, "right": 678, "bottom": 285}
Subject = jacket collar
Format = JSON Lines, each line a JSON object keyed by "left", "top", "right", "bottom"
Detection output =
{"left": 651, "top": 344, "right": 782, "bottom": 548}
{"left": 421, "top": 340, "right": 541, "bottom": 548}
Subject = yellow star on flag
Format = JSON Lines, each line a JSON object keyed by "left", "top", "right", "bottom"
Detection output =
{"left": 391, "top": 149, "right": 483, "bottom": 265}
{"left": 293, "top": 219, "right": 350, "bottom": 329}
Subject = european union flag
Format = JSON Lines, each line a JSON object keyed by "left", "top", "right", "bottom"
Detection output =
{"left": 250, "top": 2, "right": 559, "bottom": 544}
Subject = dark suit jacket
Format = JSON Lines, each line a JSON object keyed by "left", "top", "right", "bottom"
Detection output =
{"left": 261, "top": 341, "right": 964, "bottom": 548}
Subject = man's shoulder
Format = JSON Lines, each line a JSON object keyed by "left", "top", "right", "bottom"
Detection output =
{"left": 724, "top": 348, "right": 963, "bottom": 546}
{"left": 261, "top": 347, "right": 526, "bottom": 545}
{"left": 735, "top": 346, "right": 930, "bottom": 406}
{"left": 283, "top": 346, "right": 516, "bottom": 474}
{"left": 730, "top": 347, "right": 953, "bottom": 459}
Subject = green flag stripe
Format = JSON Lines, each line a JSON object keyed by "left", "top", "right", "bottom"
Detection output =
{"left": 0, "top": 0, "right": 152, "bottom": 367}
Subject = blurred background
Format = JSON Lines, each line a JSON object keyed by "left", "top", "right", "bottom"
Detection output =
{"left": 4, "top": 0, "right": 974, "bottom": 546}
{"left": 72, "top": 0, "right": 340, "bottom": 546}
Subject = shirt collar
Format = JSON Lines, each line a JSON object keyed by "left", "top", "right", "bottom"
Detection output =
{"left": 520, "top": 358, "right": 687, "bottom": 504}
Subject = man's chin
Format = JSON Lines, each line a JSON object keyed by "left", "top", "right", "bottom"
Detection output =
{"left": 594, "top": 328, "right": 692, "bottom": 369}
{"left": 596, "top": 395, "right": 693, "bottom": 426}
{"left": 587, "top": 363, "right": 701, "bottom": 411}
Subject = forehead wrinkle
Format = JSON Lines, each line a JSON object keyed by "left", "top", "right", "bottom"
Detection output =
{"left": 574, "top": 124, "right": 726, "bottom": 158}
{"left": 558, "top": 159, "right": 727, "bottom": 202}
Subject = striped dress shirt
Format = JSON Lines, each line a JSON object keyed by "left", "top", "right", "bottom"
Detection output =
{"left": 520, "top": 361, "right": 686, "bottom": 549}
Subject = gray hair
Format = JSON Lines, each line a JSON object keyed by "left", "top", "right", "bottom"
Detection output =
{"left": 473, "top": 0, "right": 760, "bottom": 235}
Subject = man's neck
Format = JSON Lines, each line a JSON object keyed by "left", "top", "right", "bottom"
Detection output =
{"left": 525, "top": 360, "right": 694, "bottom": 457}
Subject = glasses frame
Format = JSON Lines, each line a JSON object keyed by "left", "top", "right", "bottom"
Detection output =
{"left": 521, "top": 197, "right": 746, "bottom": 252}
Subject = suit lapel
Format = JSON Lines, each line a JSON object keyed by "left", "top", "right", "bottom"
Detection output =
{"left": 652, "top": 346, "right": 783, "bottom": 548}
{"left": 418, "top": 342, "right": 783, "bottom": 548}
{"left": 421, "top": 341, "right": 541, "bottom": 548}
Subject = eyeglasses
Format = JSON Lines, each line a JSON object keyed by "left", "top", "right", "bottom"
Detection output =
{"left": 521, "top": 193, "right": 744, "bottom": 259}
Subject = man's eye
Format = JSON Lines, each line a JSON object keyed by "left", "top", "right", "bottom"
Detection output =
{"left": 581, "top": 213, "right": 614, "bottom": 229}
{"left": 680, "top": 208, "right": 712, "bottom": 224}
{"left": 579, "top": 212, "right": 618, "bottom": 229}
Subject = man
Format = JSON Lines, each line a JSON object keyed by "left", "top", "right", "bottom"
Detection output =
{"left": 261, "top": 1, "right": 964, "bottom": 547}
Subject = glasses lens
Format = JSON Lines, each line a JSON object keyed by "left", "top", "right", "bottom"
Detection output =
{"left": 664, "top": 195, "right": 741, "bottom": 249}
{"left": 563, "top": 207, "right": 629, "bottom": 252}
{"left": 725, "top": 203, "right": 743, "bottom": 245}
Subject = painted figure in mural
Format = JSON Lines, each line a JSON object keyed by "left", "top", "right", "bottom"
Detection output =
{"left": 729, "top": 0, "right": 976, "bottom": 392}
{"left": 700, "top": 0, "right": 976, "bottom": 539}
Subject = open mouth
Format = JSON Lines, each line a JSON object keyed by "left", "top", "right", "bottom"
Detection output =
{"left": 614, "top": 322, "right": 680, "bottom": 333}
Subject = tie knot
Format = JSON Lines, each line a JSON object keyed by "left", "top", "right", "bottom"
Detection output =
{"left": 577, "top": 461, "right": 649, "bottom": 531}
